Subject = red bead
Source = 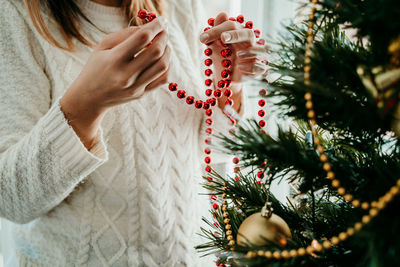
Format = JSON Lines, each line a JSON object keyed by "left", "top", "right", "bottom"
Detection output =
{"left": 208, "top": 98, "right": 217, "bottom": 106}
{"left": 138, "top": 9, "right": 148, "bottom": 19}
{"left": 257, "top": 171, "right": 264, "bottom": 179}
{"left": 148, "top": 13, "right": 157, "bottom": 22}
{"left": 258, "top": 110, "right": 265, "bottom": 117}
{"left": 221, "top": 49, "right": 232, "bottom": 58}
{"left": 234, "top": 166, "right": 241, "bottom": 173}
{"left": 220, "top": 41, "right": 228, "bottom": 47}
{"left": 211, "top": 195, "right": 218, "bottom": 201}
{"left": 207, "top": 176, "right": 213, "bottom": 182}
{"left": 234, "top": 176, "right": 240, "bottom": 181}
{"left": 224, "top": 89, "right": 232, "bottom": 97}
{"left": 195, "top": 100, "right": 203, "bottom": 109}
{"left": 205, "top": 157, "right": 211, "bottom": 164}
{"left": 203, "top": 102, "right": 210, "bottom": 110}
{"left": 212, "top": 203, "right": 219, "bottom": 210}
{"left": 258, "top": 99, "right": 266, "bottom": 107}
{"left": 205, "top": 166, "right": 212, "bottom": 172}
{"left": 205, "top": 69, "right": 213, "bottom": 76}
{"left": 213, "top": 221, "right": 219, "bottom": 227}
{"left": 236, "top": 15, "right": 244, "bottom": 23}
{"left": 254, "top": 29, "right": 261, "bottom": 38}
{"left": 245, "top": 21, "right": 253, "bottom": 29}
{"left": 217, "top": 80, "right": 226, "bottom": 88}
{"left": 224, "top": 80, "right": 232, "bottom": 88}
{"left": 259, "top": 120, "right": 266, "bottom": 127}
{"left": 214, "top": 89, "right": 222, "bottom": 98}
{"left": 205, "top": 58, "right": 213, "bottom": 66}
{"left": 260, "top": 161, "right": 267, "bottom": 167}
{"left": 205, "top": 79, "right": 213, "bottom": 86}
{"left": 177, "top": 90, "right": 186, "bottom": 99}
{"left": 229, "top": 17, "right": 236, "bottom": 21}
{"left": 204, "top": 27, "right": 211, "bottom": 32}
{"left": 225, "top": 99, "right": 234, "bottom": 106}
{"left": 205, "top": 137, "right": 212, "bottom": 144}
{"left": 205, "top": 147, "right": 211, "bottom": 154}
{"left": 208, "top": 18, "right": 215, "bottom": 26}
{"left": 205, "top": 128, "right": 213, "bottom": 135}
{"left": 206, "top": 118, "right": 213, "bottom": 125}
{"left": 205, "top": 109, "right": 213, "bottom": 116}
{"left": 255, "top": 181, "right": 262, "bottom": 186}
{"left": 205, "top": 89, "right": 213, "bottom": 96}
{"left": 229, "top": 118, "right": 236, "bottom": 126}
{"left": 221, "top": 70, "right": 231, "bottom": 79}
{"left": 222, "top": 59, "right": 232, "bottom": 68}
{"left": 257, "top": 39, "right": 266, "bottom": 45}
{"left": 185, "top": 96, "right": 194, "bottom": 105}
{"left": 259, "top": 89, "right": 267, "bottom": 96}
{"left": 204, "top": 48, "right": 213, "bottom": 56}
{"left": 169, "top": 82, "right": 177, "bottom": 91}
{"left": 232, "top": 157, "right": 240, "bottom": 164}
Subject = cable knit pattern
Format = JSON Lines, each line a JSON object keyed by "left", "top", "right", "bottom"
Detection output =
{"left": 0, "top": 0, "right": 237, "bottom": 266}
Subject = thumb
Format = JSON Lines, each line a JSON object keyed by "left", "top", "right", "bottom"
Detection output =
{"left": 98, "top": 27, "right": 139, "bottom": 50}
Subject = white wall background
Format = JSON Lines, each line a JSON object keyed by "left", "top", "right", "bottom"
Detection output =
{"left": 0, "top": 1, "right": 298, "bottom": 266}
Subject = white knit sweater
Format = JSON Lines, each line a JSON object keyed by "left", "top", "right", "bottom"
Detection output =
{"left": 0, "top": 0, "right": 238, "bottom": 266}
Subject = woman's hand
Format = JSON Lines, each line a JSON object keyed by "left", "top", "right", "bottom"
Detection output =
{"left": 60, "top": 17, "right": 170, "bottom": 149}
{"left": 199, "top": 13, "right": 268, "bottom": 90}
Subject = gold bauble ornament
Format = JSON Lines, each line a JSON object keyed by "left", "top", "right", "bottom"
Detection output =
{"left": 237, "top": 211, "right": 292, "bottom": 246}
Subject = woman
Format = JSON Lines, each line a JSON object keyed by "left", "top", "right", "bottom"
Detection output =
{"left": 0, "top": 0, "right": 267, "bottom": 265}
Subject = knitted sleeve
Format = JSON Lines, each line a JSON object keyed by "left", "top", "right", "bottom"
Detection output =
{"left": 0, "top": 0, "right": 109, "bottom": 224}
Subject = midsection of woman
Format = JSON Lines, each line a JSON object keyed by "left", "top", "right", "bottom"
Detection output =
{"left": 1, "top": 0, "right": 212, "bottom": 266}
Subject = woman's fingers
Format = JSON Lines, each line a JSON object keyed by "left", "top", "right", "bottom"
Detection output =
{"left": 238, "top": 59, "right": 267, "bottom": 77}
{"left": 200, "top": 20, "right": 238, "bottom": 44}
{"left": 98, "top": 27, "right": 139, "bottom": 50}
{"left": 214, "top": 12, "right": 228, "bottom": 26}
{"left": 144, "top": 65, "right": 170, "bottom": 92}
{"left": 221, "top": 29, "right": 255, "bottom": 44}
{"left": 115, "top": 17, "right": 168, "bottom": 59}
{"left": 236, "top": 47, "right": 268, "bottom": 61}
{"left": 123, "top": 46, "right": 171, "bottom": 98}
{"left": 126, "top": 30, "right": 168, "bottom": 81}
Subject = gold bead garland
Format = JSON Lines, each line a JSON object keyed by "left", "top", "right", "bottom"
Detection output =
{"left": 241, "top": 0, "right": 400, "bottom": 260}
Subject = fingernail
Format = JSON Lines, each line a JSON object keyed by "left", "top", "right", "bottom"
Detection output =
{"left": 158, "top": 16, "right": 168, "bottom": 28}
{"left": 237, "top": 51, "right": 248, "bottom": 58}
{"left": 200, "top": 33, "right": 209, "bottom": 43}
{"left": 221, "top": 32, "right": 231, "bottom": 42}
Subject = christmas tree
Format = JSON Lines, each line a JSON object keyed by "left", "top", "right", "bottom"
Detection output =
{"left": 196, "top": 0, "right": 400, "bottom": 266}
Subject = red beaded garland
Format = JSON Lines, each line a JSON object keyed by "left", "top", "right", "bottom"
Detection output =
{"left": 222, "top": 59, "right": 232, "bottom": 68}
{"left": 257, "top": 171, "right": 265, "bottom": 179}
{"left": 205, "top": 89, "right": 213, "bottom": 96}
{"left": 208, "top": 98, "right": 217, "bottom": 106}
{"left": 245, "top": 21, "right": 253, "bottom": 29}
{"left": 205, "top": 69, "right": 213, "bottom": 76}
{"left": 211, "top": 195, "right": 218, "bottom": 201}
{"left": 204, "top": 48, "right": 213, "bottom": 56}
{"left": 229, "top": 17, "right": 236, "bottom": 21}
{"left": 195, "top": 100, "right": 203, "bottom": 109}
{"left": 205, "top": 137, "right": 212, "bottom": 144}
{"left": 205, "top": 148, "right": 211, "bottom": 154}
{"left": 258, "top": 99, "right": 266, "bottom": 107}
{"left": 205, "top": 59, "right": 213, "bottom": 66}
{"left": 206, "top": 109, "right": 213, "bottom": 116}
{"left": 233, "top": 157, "right": 240, "bottom": 164}
{"left": 236, "top": 15, "right": 244, "bottom": 23}
{"left": 225, "top": 80, "right": 232, "bottom": 88}
{"left": 259, "top": 120, "right": 266, "bottom": 127}
{"left": 205, "top": 118, "right": 213, "bottom": 125}
{"left": 203, "top": 102, "right": 210, "bottom": 110}
{"left": 205, "top": 128, "right": 213, "bottom": 134}
{"left": 224, "top": 89, "right": 232, "bottom": 98}
{"left": 221, "top": 70, "right": 231, "bottom": 79}
{"left": 169, "top": 82, "right": 177, "bottom": 91}
{"left": 138, "top": 9, "right": 148, "bottom": 19}
{"left": 205, "top": 79, "right": 213, "bottom": 86}
{"left": 257, "top": 39, "right": 266, "bottom": 46}
{"left": 259, "top": 89, "right": 267, "bottom": 96}
{"left": 221, "top": 49, "right": 233, "bottom": 58}
{"left": 208, "top": 18, "right": 215, "bottom": 26}
{"left": 205, "top": 157, "right": 211, "bottom": 164}
{"left": 212, "top": 203, "right": 219, "bottom": 210}
{"left": 148, "top": 13, "right": 157, "bottom": 22}
{"left": 214, "top": 89, "right": 222, "bottom": 98}
{"left": 186, "top": 96, "right": 194, "bottom": 105}
{"left": 204, "top": 27, "right": 211, "bottom": 32}
{"left": 225, "top": 99, "right": 234, "bottom": 106}
{"left": 254, "top": 29, "right": 261, "bottom": 38}
{"left": 217, "top": 80, "right": 226, "bottom": 88}
{"left": 234, "top": 166, "right": 241, "bottom": 173}
{"left": 177, "top": 90, "right": 186, "bottom": 98}
{"left": 258, "top": 110, "right": 266, "bottom": 117}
